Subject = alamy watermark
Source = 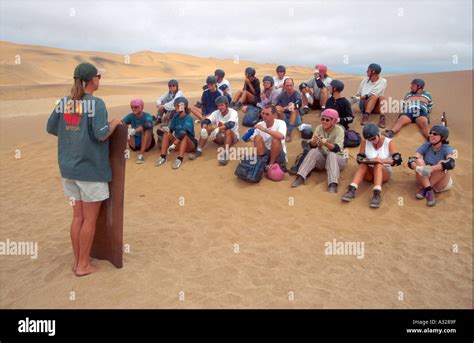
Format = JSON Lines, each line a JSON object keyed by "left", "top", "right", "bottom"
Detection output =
{"left": 55, "top": 98, "right": 96, "bottom": 117}
{"left": 0, "top": 239, "right": 38, "bottom": 259}
{"left": 324, "top": 239, "right": 364, "bottom": 259}
{"left": 217, "top": 146, "right": 258, "bottom": 164}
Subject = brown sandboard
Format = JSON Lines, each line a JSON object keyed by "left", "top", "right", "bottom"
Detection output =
{"left": 91, "top": 124, "right": 127, "bottom": 268}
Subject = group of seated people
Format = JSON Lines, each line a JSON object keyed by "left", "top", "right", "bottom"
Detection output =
{"left": 121, "top": 63, "right": 455, "bottom": 208}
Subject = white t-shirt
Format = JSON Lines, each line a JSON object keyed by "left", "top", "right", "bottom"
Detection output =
{"left": 357, "top": 77, "right": 387, "bottom": 97}
{"left": 207, "top": 108, "right": 239, "bottom": 139}
{"left": 217, "top": 78, "right": 232, "bottom": 96}
{"left": 273, "top": 75, "right": 288, "bottom": 92}
{"left": 365, "top": 136, "right": 392, "bottom": 171}
{"left": 251, "top": 118, "right": 288, "bottom": 157}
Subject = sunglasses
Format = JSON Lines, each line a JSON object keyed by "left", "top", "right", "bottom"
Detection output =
{"left": 368, "top": 136, "right": 377, "bottom": 141}
{"left": 429, "top": 131, "right": 440, "bottom": 136}
{"left": 320, "top": 117, "right": 332, "bottom": 122}
{"left": 131, "top": 106, "right": 140, "bottom": 109}
{"left": 95, "top": 74, "right": 101, "bottom": 79}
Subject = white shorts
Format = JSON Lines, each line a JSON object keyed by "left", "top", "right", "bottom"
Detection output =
{"left": 435, "top": 176, "right": 453, "bottom": 193}
{"left": 62, "top": 178, "right": 109, "bottom": 202}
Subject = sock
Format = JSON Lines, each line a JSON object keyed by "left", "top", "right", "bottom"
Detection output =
{"left": 424, "top": 186, "right": 433, "bottom": 191}
{"left": 177, "top": 156, "right": 183, "bottom": 162}
{"left": 373, "top": 185, "right": 382, "bottom": 191}
{"left": 350, "top": 183, "right": 358, "bottom": 189}
{"left": 160, "top": 154, "right": 166, "bottom": 159}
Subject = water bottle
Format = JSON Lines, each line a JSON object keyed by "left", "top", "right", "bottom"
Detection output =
{"left": 441, "top": 112, "right": 447, "bottom": 127}
{"left": 243, "top": 128, "right": 255, "bottom": 142}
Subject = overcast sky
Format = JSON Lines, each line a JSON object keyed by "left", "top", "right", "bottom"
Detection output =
{"left": 1, "top": 0, "right": 472, "bottom": 74}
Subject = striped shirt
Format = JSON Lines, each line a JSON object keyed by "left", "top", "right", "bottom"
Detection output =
{"left": 402, "top": 91, "right": 433, "bottom": 116}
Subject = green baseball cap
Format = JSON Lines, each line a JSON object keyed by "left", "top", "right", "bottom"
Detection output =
{"left": 73, "top": 62, "right": 98, "bottom": 82}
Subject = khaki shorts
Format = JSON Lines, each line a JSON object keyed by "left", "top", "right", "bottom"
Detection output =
{"left": 435, "top": 176, "right": 453, "bottom": 193}
{"left": 62, "top": 178, "right": 109, "bottom": 202}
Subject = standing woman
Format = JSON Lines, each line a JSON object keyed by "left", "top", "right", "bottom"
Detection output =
{"left": 47, "top": 62, "right": 121, "bottom": 276}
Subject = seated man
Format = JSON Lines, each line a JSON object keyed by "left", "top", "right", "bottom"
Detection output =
{"left": 275, "top": 78, "right": 302, "bottom": 142}
{"left": 230, "top": 67, "right": 261, "bottom": 111}
{"left": 325, "top": 79, "right": 354, "bottom": 130}
{"left": 243, "top": 105, "right": 287, "bottom": 167}
{"left": 407, "top": 125, "right": 455, "bottom": 207}
{"left": 189, "top": 76, "right": 223, "bottom": 121}
{"left": 384, "top": 79, "right": 433, "bottom": 139}
{"left": 215, "top": 69, "right": 232, "bottom": 101}
{"left": 156, "top": 79, "right": 183, "bottom": 124}
{"left": 155, "top": 97, "right": 197, "bottom": 170}
{"left": 290, "top": 109, "right": 347, "bottom": 193}
{"left": 191, "top": 96, "right": 239, "bottom": 165}
{"left": 242, "top": 75, "right": 279, "bottom": 116}
{"left": 350, "top": 63, "right": 387, "bottom": 128}
{"left": 300, "top": 64, "right": 332, "bottom": 114}
{"left": 122, "top": 98, "right": 155, "bottom": 164}
{"left": 273, "top": 65, "right": 288, "bottom": 93}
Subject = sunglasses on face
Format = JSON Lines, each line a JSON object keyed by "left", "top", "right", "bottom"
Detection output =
{"left": 131, "top": 106, "right": 140, "bottom": 109}
{"left": 429, "top": 131, "right": 440, "bottom": 136}
{"left": 95, "top": 74, "right": 101, "bottom": 79}
{"left": 368, "top": 136, "right": 377, "bottom": 141}
{"left": 320, "top": 117, "right": 331, "bottom": 122}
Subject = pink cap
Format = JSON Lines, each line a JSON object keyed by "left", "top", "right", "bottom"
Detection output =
{"left": 313, "top": 64, "right": 328, "bottom": 77}
{"left": 321, "top": 108, "right": 339, "bottom": 125}
{"left": 130, "top": 98, "right": 144, "bottom": 110}
{"left": 266, "top": 163, "right": 285, "bottom": 182}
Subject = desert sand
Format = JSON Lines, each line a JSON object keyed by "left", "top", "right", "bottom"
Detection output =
{"left": 0, "top": 41, "right": 472, "bottom": 309}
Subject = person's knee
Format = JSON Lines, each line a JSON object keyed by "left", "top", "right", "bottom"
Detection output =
{"left": 416, "top": 118, "right": 429, "bottom": 128}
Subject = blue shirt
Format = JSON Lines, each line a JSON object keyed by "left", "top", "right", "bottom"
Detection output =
{"left": 122, "top": 112, "right": 154, "bottom": 138}
{"left": 169, "top": 113, "right": 195, "bottom": 139}
{"left": 276, "top": 90, "right": 302, "bottom": 109}
{"left": 417, "top": 142, "right": 454, "bottom": 166}
{"left": 46, "top": 95, "right": 112, "bottom": 182}
{"left": 201, "top": 88, "right": 222, "bottom": 116}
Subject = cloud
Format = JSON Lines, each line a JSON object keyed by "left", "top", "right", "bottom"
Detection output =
{"left": 1, "top": 0, "right": 472, "bottom": 74}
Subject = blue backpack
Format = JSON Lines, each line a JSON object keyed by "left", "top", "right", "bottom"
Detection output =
{"left": 234, "top": 156, "right": 268, "bottom": 183}
{"left": 242, "top": 112, "right": 261, "bottom": 127}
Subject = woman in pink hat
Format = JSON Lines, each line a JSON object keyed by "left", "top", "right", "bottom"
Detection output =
{"left": 300, "top": 64, "right": 332, "bottom": 114}
{"left": 291, "top": 109, "right": 347, "bottom": 193}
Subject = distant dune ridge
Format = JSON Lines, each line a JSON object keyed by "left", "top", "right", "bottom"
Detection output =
{"left": 0, "top": 41, "right": 472, "bottom": 309}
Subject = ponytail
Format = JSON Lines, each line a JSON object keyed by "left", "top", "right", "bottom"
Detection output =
{"left": 71, "top": 78, "right": 86, "bottom": 100}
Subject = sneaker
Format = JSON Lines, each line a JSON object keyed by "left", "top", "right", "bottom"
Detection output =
{"left": 200, "top": 128, "right": 209, "bottom": 140}
{"left": 341, "top": 185, "right": 357, "bottom": 202}
{"left": 161, "top": 125, "right": 170, "bottom": 133}
{"left": 425, "top": 189, "right": 436, "bottom": 207}
{"left": 350, "top": 96, "right": 360, "bottom": 105}
{"left": 172, "top": 159, "right": 182, "bottom": 170}
{"left": 155, "top": 157, "right": 166, "bottom": 167}
{"left": 218, "top": 152, "right": 229, "bottom": 166}
{"left": 415, "top": 188, "right": 426, "bottom": 200}
{"left": 209, "top": 127, "right": 220, "bottom": 141}
{"left": 194, "top": 119, "right": 201, "bottom": 125}
{"left": 285, "top": 134, "right": 292, "bottom": 142}
{"left": 302, "top": 106, "right": 310, "bottom": 115}
{"left": 384, "top": 129, "right": 394, "bottom": 138}
{"left": 369, "top": 189, "right": 382, "bottom": 208}
{"left": 291, "top": 175, "right": 305, "bottom": 188}
{"left": 361, "top": 113, "right": 369, "bottom": 126}
{"left": 136, "top": 154, "right": 145, "bottom": 164}
{"left": 232, "top": 101, "right": 242, "bottom": 111}
{"left": 328, "top": 182, "right": 338, "bottom": 193}
{"left": 378, "top": 115, "right": 386, "bottom": 128}
{"left": 229, "top": 101, "right": 236, "bottom": 107}
{"left": 189, "top": 148, "right": 202, "bottom": 160}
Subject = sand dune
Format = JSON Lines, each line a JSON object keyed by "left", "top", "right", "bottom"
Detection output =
{"left": 0, "top": 42, "right": 471, "bottom": 309}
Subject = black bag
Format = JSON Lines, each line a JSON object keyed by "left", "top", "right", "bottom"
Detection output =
{"left": 344, "top": 129, "right": 362, "bottom": 148}
{"left": 234, "top": 156, "right": 268, "bottom": 183}
{"left": 289, "top": 150, "right": 309, "bottom": 175}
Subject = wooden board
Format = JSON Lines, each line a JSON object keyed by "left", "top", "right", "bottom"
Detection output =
{"left": 91, "top": 124, "right": 127, "bottom": 268}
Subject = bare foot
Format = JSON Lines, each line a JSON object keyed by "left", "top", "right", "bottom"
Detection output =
{"left": 73, "top": 257, "right": 92, "bottom": 272}
{"left": 75, "top": 264, "right": 97, "bottom": 277}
